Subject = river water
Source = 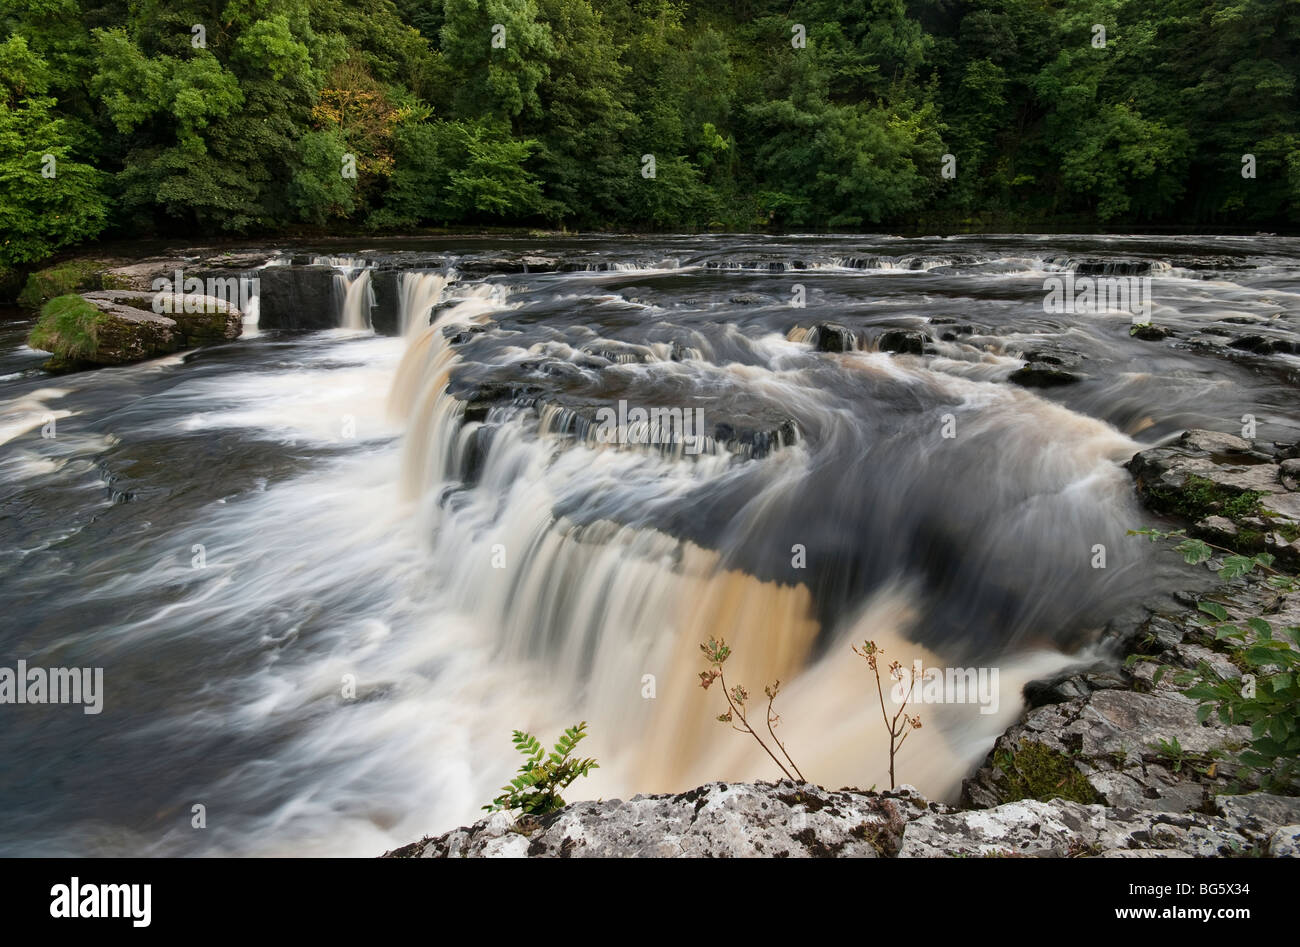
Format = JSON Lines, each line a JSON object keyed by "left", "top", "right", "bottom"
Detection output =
{"left": 1, "top": 234, "right": 1298, "bottom": 855}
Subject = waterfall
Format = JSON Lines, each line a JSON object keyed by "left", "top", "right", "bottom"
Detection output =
{"left": 398, "top": 272, "right": 449, "bottom": 338}
{"left": 379, "top": 282, "right": 1100, "bottom": 802}
{"left": 335, "top": 268, "right": 374, "bottom": 331}
{"left": 241, "top": 288, "right": 260, "bottom": 339}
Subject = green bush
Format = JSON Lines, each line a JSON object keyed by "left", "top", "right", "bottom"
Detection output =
{"left": 27, "top": 294, "right": 106, "bottom": 360}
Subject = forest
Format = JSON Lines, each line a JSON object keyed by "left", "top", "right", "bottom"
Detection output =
{"left": 2, "top": 0, "right": 1298, "bottom": 269}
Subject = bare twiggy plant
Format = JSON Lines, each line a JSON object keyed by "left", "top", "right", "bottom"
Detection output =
{"left": 853, "top": 640, "right": 922, "bottom": 789}
{"left": 699, "top": 637, "right": 804, "bottom": 781}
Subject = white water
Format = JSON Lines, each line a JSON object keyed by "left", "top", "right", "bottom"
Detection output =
{"left": 397, "top": 272, "right": 449, "bottom": 338}
{"left": 334, "top": 269, "right": 374, "bottom": 330}
{"left": 10, "top": 235, "right": 1296, "bottom": 857}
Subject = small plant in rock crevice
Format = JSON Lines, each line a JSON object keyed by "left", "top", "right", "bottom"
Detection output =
{"left": 484, "top": 722, "right": 599, "bottom": 816}
{"left": 699, "top": 637, "right": 805, "bottom": 782}
{"left": 854, "top": 639, "right": 923, "bottom": 790}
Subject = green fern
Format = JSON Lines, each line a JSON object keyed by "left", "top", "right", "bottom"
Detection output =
{"left": 484, "top": 721, "right": 599, "bottom": 815}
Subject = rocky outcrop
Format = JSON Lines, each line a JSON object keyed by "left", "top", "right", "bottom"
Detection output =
{"left": 877, "top": 329, "right": 930, "bottom": 355}
{"left": 384, "top": 779, "right": 1298, "bottom": 858}
{"left": 1127, "top": 430, "right": 1300, "bottom": 567}
{"left": 85, "top": 290, "right": 241, "bottom": 348}
{"left": 28, "top": 290, "right": 241, "bottom": 371}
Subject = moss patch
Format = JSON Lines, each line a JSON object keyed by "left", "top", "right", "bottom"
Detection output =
{"left": 1148, "top": 474, "right": 1265, "bottom": 523}
{"left": 28, "top": 295, "right": 107, "bottom": 360}
{"left": 17, "top": 260, "right": 111, "bottom": 310}
{"left": 994, "top": 740, "right": 1102, "bottom": 805}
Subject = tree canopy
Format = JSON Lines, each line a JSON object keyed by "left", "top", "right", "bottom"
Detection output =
{"left": 2, "top": 0, "right": 1297, "bottom": 264}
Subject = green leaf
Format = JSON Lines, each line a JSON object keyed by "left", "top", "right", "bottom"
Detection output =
{"left": 1218, "top": 555, "right": 1253, "bottom": 579}
{"left": 1246, "top": 617, "right": 1273, "bottom": 639}
{"left": 1198, "top": 601, "right": 1229, "bottom": 622}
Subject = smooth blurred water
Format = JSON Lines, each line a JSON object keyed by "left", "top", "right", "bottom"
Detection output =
{"left": 1, "top": 234, "right": 1297, "bottom": 855}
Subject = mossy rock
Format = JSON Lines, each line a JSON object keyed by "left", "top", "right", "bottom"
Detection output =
{"left": 27, "top": 295, "right": 110, "bottom": 361}
{"left": 28, "top": 293, "right": 178, "bottom": 369}
{"left": 17, "top": 260, "right": 112, "bottom": 310}
{"left": 1145, "top": 473, "right": 1265, "bottom": 523}
{"left": 994, "top": 739, "right": 1102, "bottom": 806}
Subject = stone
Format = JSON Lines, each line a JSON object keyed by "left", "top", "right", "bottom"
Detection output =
{"left": 385, "top": 781, "right": 940, "bottom": 859}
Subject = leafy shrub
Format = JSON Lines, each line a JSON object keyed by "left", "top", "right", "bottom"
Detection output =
{"left": 484, "top": 722, "right": 599, "bottom": 816}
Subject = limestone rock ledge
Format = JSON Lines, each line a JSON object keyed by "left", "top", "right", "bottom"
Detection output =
{"left": 382, "top": 780, "right": 1300, "bottom": 859}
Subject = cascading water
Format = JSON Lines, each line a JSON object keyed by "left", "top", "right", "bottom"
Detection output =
{"left": 2, "top": 234, "right": 1298, "bottom": 856}
{"left": 336, "top": 268, "right": 374, "bottom": 331}
{"left": 397, "top": 271, "right": 449, "bottom": 338}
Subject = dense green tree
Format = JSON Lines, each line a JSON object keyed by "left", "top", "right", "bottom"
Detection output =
{"left": 2, "top": 0, "right": 1299, "bottom": 260}
{"left": 0, "top": 35, "right": 107, "bottom": 264}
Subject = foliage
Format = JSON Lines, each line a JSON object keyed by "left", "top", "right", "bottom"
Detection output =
{"left": 17, "top": 257, "right": 106, "bottom": 309}
{"left": 1129, "top": 527, "right": 1299, "bottom": 792}
{"left": 4, "top": 0, "right": 1300, "bottom": 258}
{"left": 0, "top": 35, "right": 107, "bottom": 265}
{"left": 27, "top": 293, "right": 105, "bottom": 359}
{"left": 484, "top": 722, "right": 599, "bottom": 815}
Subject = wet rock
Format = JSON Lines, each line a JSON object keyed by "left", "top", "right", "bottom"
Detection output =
{"left": 807, "top": 322, "right": 857, "bottom": 353}
{"left": 1131, "top": 324, "right": 1171, "bottom": 341}
{"left": 74, "top": 297, "right": 178, "bottom": 365}
{"left": 368, "top": 269, "right": 401, "bottom": 335}
{"left": 117, "top": 290, "right": 242, "bottom": 347}
{"left": 1127, "top": 430, "right": 1300, "bottom": 566}
{"left": 257, "top": 265, "right": 338, "bottom": 330}
{"left": 444, "top": 324, "right": 489, "bottom": 346}
{"left": 1009, "top": 361, "right": 1083, "bottom": 387}
{"left": 878, "top": 330, "right": 928, "bottom": 355}
{"left": 1228, "top": 335, "right": 1300, "bottom": 355}
{"left": 32, "top": 289, "right": 243, "bottom": 371}
{"left": 457, "top": 255, "right": 559, "bottom": 275}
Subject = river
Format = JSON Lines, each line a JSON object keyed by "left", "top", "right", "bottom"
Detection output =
{"left": 1, "top": 233, "right": 1298, "bottom": 855}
